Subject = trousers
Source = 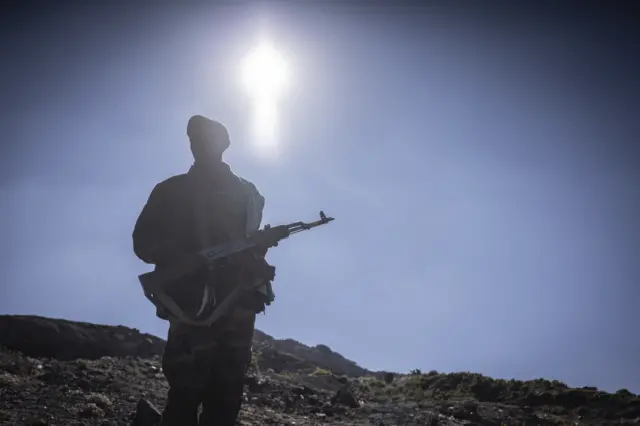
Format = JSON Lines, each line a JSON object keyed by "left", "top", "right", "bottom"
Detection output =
{"left": 159, "top": 307, "right": 256, "bottom": 426}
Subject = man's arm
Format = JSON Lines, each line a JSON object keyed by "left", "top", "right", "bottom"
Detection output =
{"left": 242, "top": 178, "right": 267, "bottom": 256}
{"left": 132, "top": 183, "right": 173, "bottom": 264}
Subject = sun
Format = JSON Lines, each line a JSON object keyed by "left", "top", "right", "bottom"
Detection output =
{"left": 240, "top": 41, "right": 290, "bottom": 149}
{"left": 241, "top": 41, "right": 290, "bottom": 101}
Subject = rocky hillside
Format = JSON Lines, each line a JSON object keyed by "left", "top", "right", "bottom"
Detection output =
{"left": 0, "top": 315, "right": 365, "bottom": 378}
{"left": 252, "top": 329, "right": 370, "bottom": 378}
{"left": 1, "top": 315, "right": 639, "bottom": 425}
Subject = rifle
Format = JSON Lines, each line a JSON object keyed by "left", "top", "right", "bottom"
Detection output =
{"left": 138, "top": 211, "right": 334, "bottom": 326}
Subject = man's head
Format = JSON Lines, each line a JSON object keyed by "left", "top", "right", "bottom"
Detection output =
{"left": 187, "top": 115, "right": 230, "bottom": 165}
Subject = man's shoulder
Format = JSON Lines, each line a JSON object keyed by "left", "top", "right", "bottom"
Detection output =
{"left": 237, "top": 176, "right": 257, "bottom": 190}
{"left": 237, "top": 176, "right": 263, "bottom": 198}
{"left": 153, "top": 173, "right": 190, "bottom": 193}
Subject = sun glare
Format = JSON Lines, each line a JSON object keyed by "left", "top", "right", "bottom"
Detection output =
{"left": 241, "top": 41, "right": 290, "bottom": 151}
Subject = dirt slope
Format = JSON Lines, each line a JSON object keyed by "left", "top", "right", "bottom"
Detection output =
{"left": 0, "top": 315, "right": 638, "bottom": 425}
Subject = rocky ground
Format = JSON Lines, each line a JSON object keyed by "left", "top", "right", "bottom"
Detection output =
{"left": 1, "top": 315, "right": 639, "bottom": 425}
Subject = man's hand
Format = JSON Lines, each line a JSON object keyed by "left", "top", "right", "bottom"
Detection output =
{"left": 253, "top": 246, "right": 269, "bottom": 257}
{"left": 230, "top": 249, "right": 275, "bottom": 281}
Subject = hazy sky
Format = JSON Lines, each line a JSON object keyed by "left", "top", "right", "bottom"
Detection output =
{"left": 1, "top": 2, "right": 638, "bottom": 393}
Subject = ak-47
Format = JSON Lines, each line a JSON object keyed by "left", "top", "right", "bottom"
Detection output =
{"left": 138, "top": 211, "right": 334, "bottom": 326}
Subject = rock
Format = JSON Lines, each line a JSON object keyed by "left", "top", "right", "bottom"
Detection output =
{"left": 449, "top": 401, "right": 481, "bottom": 421}
{"left": 383, "top": 372, "right": 394, "bottom": 384}
{"left": 332, "top": 384, "right": 360, "bottom": 408}
{"left": 76, "top": 378, "right": 92, "bottom": 390}
{"left": 322, "top": 404, "right": 347, "bottom": 416}
{"left": 25, "top": 419, "right": 49, "bottom": 426}
{"left": 77, "top": 403, "right": 105, "bottom": 419}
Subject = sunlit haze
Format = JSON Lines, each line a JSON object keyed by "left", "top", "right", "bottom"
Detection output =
{"left": 241, "top": 40, "right": 290, "bottom": 152}
{"left": 1, "top": 2, "right": 638, "bottom": 394}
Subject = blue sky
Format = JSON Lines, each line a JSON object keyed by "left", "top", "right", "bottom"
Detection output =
{"left": 1, "top": 2, "right": 638, "bottom": 393}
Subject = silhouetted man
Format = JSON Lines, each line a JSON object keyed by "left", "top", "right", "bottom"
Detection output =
{"left": 132, "top": 115, "right": 272, "bottom": 426}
